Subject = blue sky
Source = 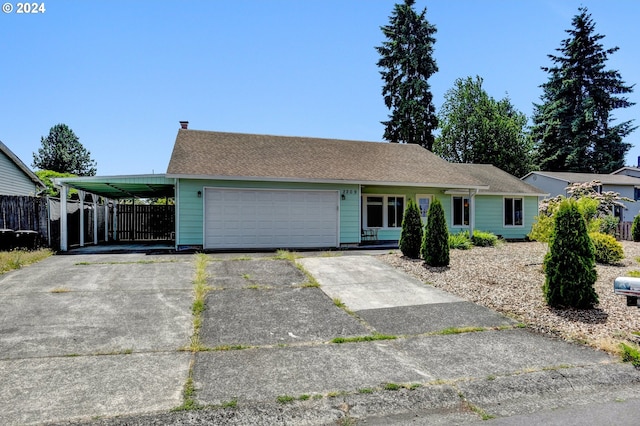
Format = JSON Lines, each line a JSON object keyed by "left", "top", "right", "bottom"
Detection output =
{"left": 1, "top": 0, "right": 639, "bottom": 176}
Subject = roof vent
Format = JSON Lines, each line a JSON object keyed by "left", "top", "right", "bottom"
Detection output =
{"left": 179, "top": 121, "right": 189, "bottom": 130}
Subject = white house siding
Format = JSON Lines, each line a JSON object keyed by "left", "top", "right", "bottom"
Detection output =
{"left": 0, "top": 151, "right": 38, "bottom": 195}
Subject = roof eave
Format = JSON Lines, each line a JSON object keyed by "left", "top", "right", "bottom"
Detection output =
{"left": 166, "top": 173, "right": 489, "bottom": 190}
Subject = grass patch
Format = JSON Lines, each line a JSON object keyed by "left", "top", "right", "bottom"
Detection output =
{"left": 212, "top": 344, "right": 251, "bottom": 351}
{"left": 437, "top": 326, "right": 486, "bottom": 335}
{"left": 241, "top": 273, "right": 252, "bottom": 280}
{"left": 620, "top": 342, "right": 640, "bottom": 367}
{"left": 357, "top": 388, "right": 374, "bottom": 394}
{"left": 50, "top": 287, "right": 71, "bottom": 293}
{"left": 626, "top": 270, "right": 640, "bottom": 278}
{"left": 331, "top": 334, "right": 397, "bottom": 344}
{"left": 333, "top": 297, "right": 346, "bottom": 308}
{"left": 0, "top": 249, "right": 52, "bottom": 274}
{"left": 273, "top": 250, "right": 301, "bottom": 261}
{"left": 319, "top": 251, "right": 342, "bottom": 257}
{"left": 276, "top": 395, "right": 295, "bottom": 404}
{"left": 230, "top": 256, "right": 252, "bottom": 261}
{"left": 172, "top": 359, "right": 201, "bottom": 411}
{"left": 185, "top": 253, "right": 213, "bottom": 352}
{"left": 383, "top": 383, "right": 401, "bottom": 391}
{"left": 220, "top": 398, "right": 238, "bottom": 409}
{"left": 298, "top": 394, "right": 310, "bottom": 401}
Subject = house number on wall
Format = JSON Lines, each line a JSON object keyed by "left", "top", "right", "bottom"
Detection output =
{"left": 341, "top": 190, "right": 356, "bottom": 196}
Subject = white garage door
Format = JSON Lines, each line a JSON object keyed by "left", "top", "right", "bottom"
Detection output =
{"left": 204, "top": 188, "right": 339, "bottom": 249}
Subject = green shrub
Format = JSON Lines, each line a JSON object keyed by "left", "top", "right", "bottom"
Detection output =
{"left": 543, "top": 199, "right": 598, "bottom": 309}
{"left": 528, "top": 214, "right": 554, "bottom": 242}
{"left": 589, "top": 232, "right": 624, "bottom": 265}
{"left": 632, "top": 215, "right": 640, "bottom": 242}
{"left": 472, "top": 230, "right": 498, "bottom": 247}
{"left": 599, "top": 214, "right": 619, "bottom": 236}
{"left": 421, "top": 198, "right": 449, "bottom": 266}
{"left": 449, "top": 231, "right": 471, "bottom": 250}
{"left": 398, "top": 198, "right": 423, "bottom": 259}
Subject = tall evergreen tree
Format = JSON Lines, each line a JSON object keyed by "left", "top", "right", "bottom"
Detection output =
{"left": 33, "top": 124, "right": 97, "bottom": 176}
{"left": 376, "top": 0, "right": 438, "bottom": 150}
{"left": 434, "top": 76, "right": 534, "bottom": 177}
{"left": 531, "top": 7, "right": 635, "bottom": 173}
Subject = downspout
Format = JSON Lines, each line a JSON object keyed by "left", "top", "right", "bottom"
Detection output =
{"left": 174, "top": 179, "right": 179, "bottom": 250}
{"left": 469, "top": 188, "right": 478, "bottom": 236}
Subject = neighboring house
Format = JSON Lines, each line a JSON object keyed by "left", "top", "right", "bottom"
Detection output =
{"left": 0, "top": 140, "right": 45, "bottom": 196}
{"left": 522, "top": 171, "right": 640, "bottom": 222}
{"left": 54, "top": 127, "right": 547, "bottom": 251}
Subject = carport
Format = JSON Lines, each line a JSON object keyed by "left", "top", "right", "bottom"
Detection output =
{"left": 53, "top": 175, "right": 175, "bottom": 252}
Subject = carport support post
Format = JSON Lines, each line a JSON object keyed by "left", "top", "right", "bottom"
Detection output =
{"left": 92, "top": 194, "right": 98, "bottom": 245}
{"left": 60, "top": 185, "right": 68, "bottom": 252}
{"left": 78, "top": 190, "right": 85, "bottom": 247}
{"left": 104, "top": 201, "right": 110, "bottom": 242}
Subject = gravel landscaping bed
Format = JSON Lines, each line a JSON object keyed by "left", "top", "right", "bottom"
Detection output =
{"left": 379, "top": 241, "right": 640, "bottom": 352}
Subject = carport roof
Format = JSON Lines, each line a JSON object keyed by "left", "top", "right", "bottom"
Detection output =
{"left": 53, "top": 175, "right": 175, "bottom": 199}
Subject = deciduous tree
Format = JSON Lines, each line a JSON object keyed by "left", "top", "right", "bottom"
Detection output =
{"left": 434, "top": 76, "right": 533, "bottom": 177}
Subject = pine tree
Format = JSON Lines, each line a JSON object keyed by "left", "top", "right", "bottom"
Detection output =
{"left": 399, "top": 198, "right": 423, "bottom": 259}
{"left": 543, "top": 198, "right": 598, "bottom": 309}
{"left": 376, "top": 0, "right": 438, "bottom": 150}
{"left": 32, "top": 124, "right": 97, "bottom": 176}
{"left": 531, "top": 7, "right": 635, "bottom": 173}
{"left": 421, "top": 198, "right": 449, "bottom": 266}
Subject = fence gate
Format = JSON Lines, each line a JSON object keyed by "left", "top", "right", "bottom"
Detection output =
{"left": 116, "top": 204, "right": 175, "bottom": 241}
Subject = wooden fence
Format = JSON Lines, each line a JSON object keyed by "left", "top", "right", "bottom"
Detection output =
{"left": 0, "top": 195, "right": 48, "bottom": 241}
{"left": 618, "top": 221, "right": 632, "bottom": 241}
{"left": 116, "top": 204, "right": 174, "bottom": 241}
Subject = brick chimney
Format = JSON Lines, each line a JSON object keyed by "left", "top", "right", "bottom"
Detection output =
{"left": 179, "top": 121, "right": 189, "bottom": 129}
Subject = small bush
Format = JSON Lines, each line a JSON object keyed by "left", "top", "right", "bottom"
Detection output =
{"left": 449, "top": 232, "right": 471, "bottom": 250}
{"left": 599, "top": 214, "right": 619, "bottom": 236}
{"left": 472, "top": 230, "right": 498, "bottom": 247}
{"left": 632, "top": 215, "right": 640, "bottom": 242}
{"left": 589, "top": 232, "right": 624, "bottom": 265}
{"left": 398, "top": 198, "right": 423, "bottom": 259}
{"left": 421, "top": 198, "right": 449, "bottom": 267}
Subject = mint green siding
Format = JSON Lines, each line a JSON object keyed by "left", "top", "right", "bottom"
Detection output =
{"left": 176, "top": 179, "right": 359, "bottom": 247}
{"left": 472, "top": 195, "right": 537, "bottom": 239}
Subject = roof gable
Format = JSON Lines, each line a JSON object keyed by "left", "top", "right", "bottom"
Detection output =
{"left": 0, "top": 140, "right": 44, "bottom": 189}
{"left": 166, "top": 130, "right": 487, "bottom": 189}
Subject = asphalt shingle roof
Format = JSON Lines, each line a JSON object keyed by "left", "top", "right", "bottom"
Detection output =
{"left": 526, "top": 171, "right": 640, "bottom": 186}
{"left": 454, "top": 164, "right": 547, "bottom": 195}
{"left": 167, "top": 130, "right": 487, "bottom": 189}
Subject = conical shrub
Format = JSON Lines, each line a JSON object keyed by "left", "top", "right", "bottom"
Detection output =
{"left": 421, "top": 198, "right": 449, "bottom": 266}
{"left": 543, "top": 198, "right": 598, "bottom": 309}
{"left": 399, "top": 198, "right": 423, "bottom": 259}
{"left": 632, "top": 214, "right": 640, "bottom": 242}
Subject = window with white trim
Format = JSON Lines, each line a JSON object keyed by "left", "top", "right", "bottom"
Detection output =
{"left": 363, "top": 195, "right": 405, "bottom": 228}
{"left": 504, "top": 197, "right": 523, "bottom": 226}
{"left": 417, "top": 195, "right": 432, "bottom": 220}
{"left": 452, "top": 196, "right": 469, "bottom": 226}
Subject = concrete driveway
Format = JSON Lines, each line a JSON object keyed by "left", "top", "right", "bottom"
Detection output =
{"left": 1, "top": 251, "right": 640, "bottom": 425}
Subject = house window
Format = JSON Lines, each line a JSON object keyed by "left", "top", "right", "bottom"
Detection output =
{"left": 363, "top": 195, "right": 405, "bottom": 228}
{"left": 504, "top": 197, "right": 523, "bottom": 226}
{"left": 452, "top": 197, "right": 469, "bottom": 226}
{"left": 634, "top": 188, "right": 640, "bottom": 201}
{"left": 387, "top": 196, "right": 404, "bottom": 228}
